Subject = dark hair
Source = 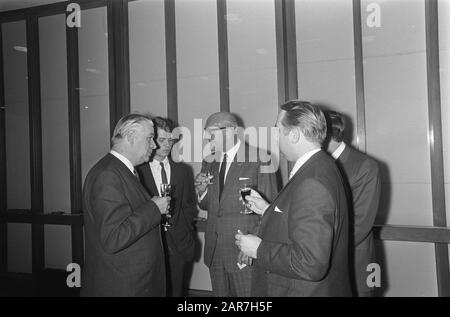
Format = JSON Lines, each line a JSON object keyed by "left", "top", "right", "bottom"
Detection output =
{"left": 280, "top": 100, "right": 327, "bottom": 146}
{"left": 324, "top": 111, "right": 345, "bottom": 143}
{"left": 153, "top": 116, "right": 176, "bottom": 133}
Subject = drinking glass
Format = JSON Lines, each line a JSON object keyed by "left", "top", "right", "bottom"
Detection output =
{"left": 239, "top": 185, "right": 253, "bottom": 214}
{"left": 161, "top": 183, "right": 172, "bottom": 230}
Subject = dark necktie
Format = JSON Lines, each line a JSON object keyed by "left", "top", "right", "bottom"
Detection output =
{"left": 160, "top": 162, "right": 168, "bottom": 184}
{"left": 218, "top": 153, "right": 227, "bottom": 200}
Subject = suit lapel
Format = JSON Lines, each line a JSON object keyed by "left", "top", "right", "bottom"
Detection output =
{"left": 259, "top": 151, "right": 324, "bottom": 227}
{"left": 109, "top": 154, "right": 151, "bottom": 200}
{"left": 141, "top": 163, "right": 159, "bottom": 196}
{"left": 169, "top": 159, "right": 180, "bottom": 186}
{"left": 219, "top": 142, "right": 246, "bottom": 203}
{"left": 168, "top": 159, "right": 181, "bottom": 191}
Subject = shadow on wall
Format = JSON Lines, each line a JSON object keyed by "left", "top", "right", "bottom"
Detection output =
{"left": 371, "top": 159, "right": 391, "bottom": 297}
{"left": 317, "top": 102, "right": 392, "bottom": 296}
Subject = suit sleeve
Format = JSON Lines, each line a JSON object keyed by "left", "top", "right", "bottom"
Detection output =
{"left": 90, "top": 170, "right": 162, "bottom": 255}
{"left": 352, "top": 159, "right": 381, "bottom": 246}
{"left": 257, "top": 179, "right": 335, "bottom": 281}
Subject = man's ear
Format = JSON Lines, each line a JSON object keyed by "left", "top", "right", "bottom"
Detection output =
{"left": 126, "top": 131, "right": 136, "bottom": 145}
{"left": 290, "top": 127, "right": 301, "bottom": 144}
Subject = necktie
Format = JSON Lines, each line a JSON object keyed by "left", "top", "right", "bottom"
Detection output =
{"left": 160, "top": 162, "right": 168, "bottom": 185}
{"left": 218, "top": 153, "right": 227, "bottom": 200}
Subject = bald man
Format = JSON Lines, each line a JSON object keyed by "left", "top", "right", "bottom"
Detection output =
{"left": 195, "top": 112, "right": 278, "bottom": 297}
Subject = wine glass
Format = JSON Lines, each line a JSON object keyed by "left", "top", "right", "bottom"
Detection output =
{"left": 205, "top": 171, "right": 214, "bottom": 185}
{"left": 160, "top": 183, "right": 172, "bottom": 231}
{"left": 239, "top": 184, "right": 253, "bottom": 214}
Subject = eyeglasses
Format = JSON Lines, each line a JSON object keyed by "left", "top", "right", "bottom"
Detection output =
{"left": 205, "top": 126, "right": 229, "bottom": 133}
{"left": 203, "top": 126, "right": 231, "bottom": 139}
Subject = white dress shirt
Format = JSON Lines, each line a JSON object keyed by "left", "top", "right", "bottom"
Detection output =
{"left": 150, "top": 157, "right": 171, "bottom": 196}
{"left": 110, "top": 150, "right": 135, "bottom": 174}
{"left": 331, "top": 142, "right": 346, "bottom": 160}
{"left": 289, "top": 148, "right": 321, "bottom": 180}
{"left": 221, "top": 139, "right": 241, "bottom": 180}
{"left": 199, "top": 140, "right": 241, "bottom": 201}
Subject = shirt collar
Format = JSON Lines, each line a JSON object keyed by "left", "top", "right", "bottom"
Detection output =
{"left": 222, "top": 139, "right": 241, "bottom": 161}
{"left": 289, "top": 148, "right": 321, "bottom": 180}
{"left": 110, "top": 150, "right": 135, "bottom": 173}
{"left": 331, "top": 142, "right": 346, "bottom": 159}
{"left": 150, "top": 156, "right": 169, "bottom": 167}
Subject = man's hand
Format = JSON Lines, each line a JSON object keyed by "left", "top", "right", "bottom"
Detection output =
{"left": 244, "top": 189, "right": 270, "bottom": 215}
{"left": 152, "top": 196, "right": 171, "bottom": 215}
{"left": 194, "top": 173, "right": 209, "bottom": 196}
{"left": 235, "top": 232, "right": 262, "bottom": 259}
{"left": 238, "top": 250, "right": 253, "bottom": 266}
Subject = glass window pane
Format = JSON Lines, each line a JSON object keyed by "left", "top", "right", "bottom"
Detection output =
{"left": 439, "top": 0, "right": 450, "bottom": 225}
{"left": 39, "top": 14, "right": 70, "bottom": 213}
{"left": 45, "top": 225, "right": 72, "bottom": 269}
{"left": 296, "top": 0, "right": 357, "bottom": 145}
{"left": 376, "top": 241, "right": 437, "bottom": 296}
{"left": 79, "top": 7, "right": 110, "bottom": 182}
{"left": 2, "top": 20, "right": 31, "bottom": 210}
{"left": 174, "top": 1, "right": 221, "bottom": 291}
{"left": 362, "top": 0, "right": 432, "bottom": 226}
{"left": 176, "top": 0, "right": 220, "bottom": 171}
{"left": 7, "top": 223, "right": 32, "bottom": 273}
{"left": 438, "top": 0, "right": 450, "bottom": 261}
{"left": 129, "top": 0, "right": 167, "bottom": 116}
{"left": 227, "top": 0, "right": 279, "bottom": 133}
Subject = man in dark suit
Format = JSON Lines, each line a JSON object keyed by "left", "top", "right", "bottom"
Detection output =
{"left": 325, "top": 111, "right": 381, "bottom": 297}
{"left": 195, "top": 112, "right": 278, "bottom": 297}
{"left": 136, "top": 117, "right": 197, "bottom": 297}
{"left": 81, "top": 114, "right": 170, "bottom": 297}
{"left": 236, "top": 101, "right": 352, "bottom": 296}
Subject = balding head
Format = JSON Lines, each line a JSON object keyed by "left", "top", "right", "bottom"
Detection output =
{"left": 204, "top": 112, "right": 240, "bottom": 154}
{"left": 205, "top": 112, "right": 239, "bottom": 129}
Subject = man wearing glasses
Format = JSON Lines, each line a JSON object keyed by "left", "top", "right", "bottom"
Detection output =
{"left": 195, "top": 112, "right": 279, "bottom": 297}
{"left": 137, "top": 117, "right": 198, "bottom": 297}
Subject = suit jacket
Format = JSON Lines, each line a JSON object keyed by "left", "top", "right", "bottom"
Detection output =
{"left": 199, "top": 143, "right": 278, "bottom": 272}
{"left": 253, "top": 150, "right": 351, "bottom": 297}
{"left": 136, "top": 159, "right": 197, "bottom": 262}
{"left": 81, "top": 153, "right": 166, "bottom": 297}
{"left": 336, "top": 145, "right": 381, "bottom": 295}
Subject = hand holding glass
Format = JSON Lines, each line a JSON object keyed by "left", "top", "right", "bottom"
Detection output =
{"left": 205, "top": 171, "right": 213, "bottom": 185}
{"left": 160, "top": 183, "right": 172, "bottom": 230}
{"left": 239, "top": 185, "right": 253, "bottom": 214}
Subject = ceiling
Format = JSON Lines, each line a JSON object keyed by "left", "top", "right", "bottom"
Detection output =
{"left": 0, "top": 0, "right": 66, "bottom": 12}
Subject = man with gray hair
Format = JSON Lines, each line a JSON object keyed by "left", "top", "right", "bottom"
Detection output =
{"left": 81, "top": 113, "right": 170, "bottom": 297}
{"left": 236, "top": 101, "right": 351, "bottom": 296}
